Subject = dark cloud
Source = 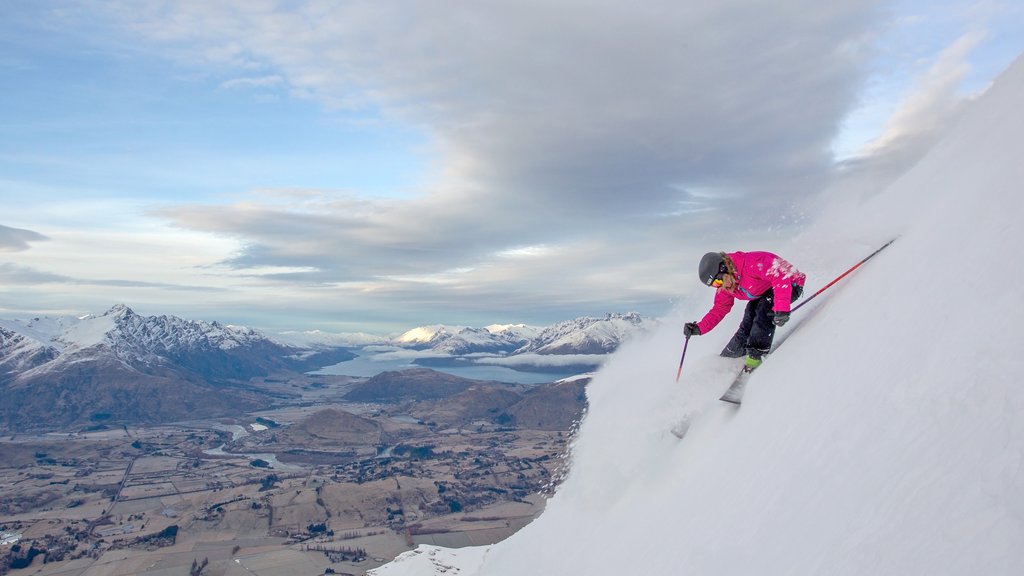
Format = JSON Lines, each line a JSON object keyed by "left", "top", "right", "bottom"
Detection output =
{"left": 0, "top": 224, "right": 48, "bottom": 251}
{"left": 0, "top": 262, "right": 67, "bottom": 284}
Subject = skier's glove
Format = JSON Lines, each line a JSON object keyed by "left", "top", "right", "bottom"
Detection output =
{"left": 772, "top": 312, "right": 790, "bottom": 327}
{"left": 683, "top": 322, "right": 701, "bottom": 337}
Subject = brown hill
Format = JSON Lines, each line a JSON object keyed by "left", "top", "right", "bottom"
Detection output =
{"left": 411, "top": 386, "right": 525, "bottom": 428}
{"left": 343, "top": 368, "right": 485, "bottom": 402}
{"left": 345, "top": 368, "right": 589, "bottom": 431}
{"left": 283, "top": 408, "right": 382, "bottom": 447}
{"left": 506, "top": 378, "right": 589, "bottom": 431}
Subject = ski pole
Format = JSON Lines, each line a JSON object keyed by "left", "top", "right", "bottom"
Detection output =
{"left": 792, "top": 238, "right": 896, "bottom": 313}
{"left": 675, "top": 335, "right": 691, "bottom": 382}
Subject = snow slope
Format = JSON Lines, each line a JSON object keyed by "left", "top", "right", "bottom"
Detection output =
{"left": 370, "top": 55, "right": 1024, "bottom": 575}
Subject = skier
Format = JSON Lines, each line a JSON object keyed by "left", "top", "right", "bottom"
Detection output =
{"left": 683, "top": 251, "right": 806, "bottom": 372}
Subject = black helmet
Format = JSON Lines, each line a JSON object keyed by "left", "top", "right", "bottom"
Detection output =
{"left": 699, "top": 252, "right": 725, "bottom": 286}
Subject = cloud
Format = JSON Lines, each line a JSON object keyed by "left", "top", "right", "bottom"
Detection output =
{"left": 0, "top": 263, "right": 67, "bottom": 284}
{"left": 0, "top": 262, "right": 223, "bottom": 291}
{"left": 104, "top": 1, "right": 881, "bottom": 319}
{"left": 25, "top": 1, "right": 1007, "bottom": 330}
{"left": 219, "top": 74, "right": 285, "bottom": 90}
{"left": 475, "top": 353, "right": 609, "bottom": 369}
{"left": 105, "top": 2, "right": 878, "bottom": 206}
{"left": 0, "top": 224, "right": 48, "bottom": 252}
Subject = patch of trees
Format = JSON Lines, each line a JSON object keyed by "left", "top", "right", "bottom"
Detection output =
{"left": 386, "top": 506, "right": 405, "bottom": 523}
{"left": 189, "top": 556, "right": 209, "bottom": 576}
{"left": 4, "top": 543, "right": 45, "bottom": 571}
{"left": 259, "top": 474, "right": 279, "bottom": 491}
{"left": 0, "top": 491, "right": 63, "bottom": 515}
{"left": 392, "top": 444, "right": 436, "bottom": 460}
{"left": 307, "top": 523, "right": 334, "bottom": 536}
{"left": 306, "top": 544, "right": 367, "bottom": 563}
{"left": 128, "top": 525, "right": 178, "bottom": 549}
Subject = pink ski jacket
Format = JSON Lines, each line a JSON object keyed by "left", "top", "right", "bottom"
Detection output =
{"left": 696, "top": 251, "right": 806, "bottom": 335}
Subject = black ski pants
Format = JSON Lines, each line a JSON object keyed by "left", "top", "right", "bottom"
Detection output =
{"left": 721, "top": 292, "right": 776, "bottom": 359}
{"left": 720, "top": 284, "right": 802, "bottom": 359}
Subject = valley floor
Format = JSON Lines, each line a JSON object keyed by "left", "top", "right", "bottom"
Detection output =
{"left": 0, "top": 374, "right": 574, "bottom": 576}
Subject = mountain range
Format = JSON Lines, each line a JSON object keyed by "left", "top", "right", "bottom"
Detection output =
{"left": 0, "top": 304, "right": 353, "bottom": 430}
{"left": 0, "top": 305, "right": 650, "bottom": 431}
{"left": 287, "top": 311, "right": 654, "bottom": 356}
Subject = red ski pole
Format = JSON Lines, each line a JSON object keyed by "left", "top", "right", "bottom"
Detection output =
{"left": 792, "top": 238, "right": 896, "bottom": 313}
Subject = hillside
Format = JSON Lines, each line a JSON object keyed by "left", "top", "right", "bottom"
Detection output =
{"left": 369, "top": 56, "right": 1024, "bottom": 576}
{"left": 505, "top": 378, "right": 589, "bottom": 431}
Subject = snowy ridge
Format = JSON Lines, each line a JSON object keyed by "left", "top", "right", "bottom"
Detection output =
{"left": 0, "top": 326, "right": 59, "bottom": 377}
{"left": 368, "top": 57, "right": 1024, "bottom": 576}
{"left": 517, "top": 312, "right": 651, "bottom": 355}
{"left": 2, "top": 304, "right": 266, "bottom": 357}
{"left": 0, "top": 304, "right": 342, "bottom": 385}
{"left": 394, "top": 324, "right": 527, "bottom": 355}
{"left": 1, "top": 305, "right": 358, "bottom": 429}
{"left": 390, "top": 313, "right": 651, "bottom": 356}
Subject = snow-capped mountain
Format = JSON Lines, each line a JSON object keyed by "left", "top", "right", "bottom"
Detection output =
{"left": 269, "top": 314, "right": 648, "bottom": 357}
{"left": 391, "top": 313, "right": 652, "bottom": 356}
{"left": 394, "top": 323, "right": 538, "bottom": 355}
{"left": 516, "top": 312, "right": 652, "bottom": 355}
{"left": 0, "top": 325, "right": 59, "bottom": 376}
{"left": 0, "top": 305, "right": 353, "bottom": 430}
{"left": 485, "top": 323, "right": 544, "bottom": 343}
{"left": 367, "top": 55, "right": 1024, "bottom": 576}
{"left": 2, "top": 304, "right": 345, "bottom": 382}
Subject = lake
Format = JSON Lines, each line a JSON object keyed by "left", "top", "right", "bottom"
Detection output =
{"left": 311, "top": 348, "right": 594, "bottom": 384}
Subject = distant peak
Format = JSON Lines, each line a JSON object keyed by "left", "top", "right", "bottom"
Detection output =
{"left": 396, "top": 325, "right": 448, "bottom": 343}
{"left": 103, "top": 304, "right": 135, "bottom": 317}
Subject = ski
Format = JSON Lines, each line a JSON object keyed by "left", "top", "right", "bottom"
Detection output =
{"left": 719, "top": 368, "right": 751, "bottom": 404}
{"left": 718, "top": 324, "right": 796, "bottom": 405}
{"left": 717, "top": 305, "right": 814, "bottom": 405}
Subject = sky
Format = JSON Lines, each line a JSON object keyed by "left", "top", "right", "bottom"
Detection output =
{"left": 1, "top": 0, "right": 1022, "bottom": 334}
{"left": 368, "top": 48, "right": 1024, "bottom": 576}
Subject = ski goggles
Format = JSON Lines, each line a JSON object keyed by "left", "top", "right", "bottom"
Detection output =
{"left": 710, "top": 263, "right": 728, "bottom": 288}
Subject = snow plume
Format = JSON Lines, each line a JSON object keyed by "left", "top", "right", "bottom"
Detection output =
{"left": 826, "top": 31, "right": 987, "bottom": 214}
{"left": 860, "top": 31, "right": 983, "bottom": 160}
{"left": 370, "top": 56, "right": 1024, "bottom": 575}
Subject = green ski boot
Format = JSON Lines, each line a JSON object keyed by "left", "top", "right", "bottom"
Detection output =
{"left": 743, "top": 355, "right": 762, "bottom": 373}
